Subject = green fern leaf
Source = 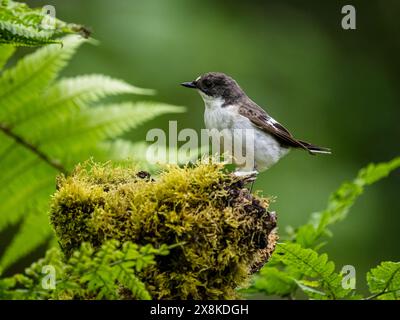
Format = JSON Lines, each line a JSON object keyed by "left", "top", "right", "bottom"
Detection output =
{"left": 0, "top": 35, "right": 86, "bottom": 122}
{"left": 0, "top": 44, "right": 14, "bottom": 70}
{"left": 0, "top": 208, "right": 53, "bottom": 269}
{"left": 357, "top": 158, "right": 400, "bottom": 185}
{"left": 0, "top": 0, "right": 90, "bottom": 46}
{"left": 0, "top": 240, "right": 167, "bottom": 299}
{"left": 117, "top": 271, "right": 151, "bottom": 300}
{"left": 0, "top": 20, "right": 58, "bottom": 46}
{"left": 0, "top": 35, "right": 185, "bottom": 271}
{"left": 11, "top": 74, "right": 154, "bottom": 127}
{"left": 295, "top": 157, "right": 400, "bottom": 248}
{"left": 275, "top": 243, "right": 350, "bottom": 299}
{"left": 250, "top": 267, "right": 295, "bottom": 296}
{"left": 33, "top": 102, "right": 185, "bottom": 145}
{"left": 80, "top": 240, "right": 119, "bottom": 299}
{"left": 367, "top": 261, "right": 400, "bottom": 300}
{"left": 0, "top": 151, "right": 55, "bottom": 230}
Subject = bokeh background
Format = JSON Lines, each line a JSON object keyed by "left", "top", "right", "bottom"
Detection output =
{"left": 25, "top": 0, "right": 400, "bottom": 295}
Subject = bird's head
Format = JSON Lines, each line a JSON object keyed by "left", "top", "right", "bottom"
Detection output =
{"left": 181, "top": 72, "right": 245, "bottom": 104}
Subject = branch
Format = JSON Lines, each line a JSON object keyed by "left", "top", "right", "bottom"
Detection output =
{"left": 0, "top": 122, "right": 68, "bottom": 174}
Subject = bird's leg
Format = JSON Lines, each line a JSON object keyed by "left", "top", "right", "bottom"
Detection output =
{"left": 233, "top": 170, "right": 258, "bottom": 178}
{"left": 233, "top": 169, "right": 258, "bottom": 193}
{"left": 249, "top": 180, "right": 255, "bottom": 193}
{"left": 249, "top": 166, "right": 258, "bottom": 193}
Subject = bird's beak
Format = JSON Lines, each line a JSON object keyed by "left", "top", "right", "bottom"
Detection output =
{"left": 180, "top": 81, "right": 197, "bottom": 89}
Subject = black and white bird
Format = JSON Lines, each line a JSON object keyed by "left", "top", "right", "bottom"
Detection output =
{"left": 181, "top": 72, "right": 331, "bottom": 177}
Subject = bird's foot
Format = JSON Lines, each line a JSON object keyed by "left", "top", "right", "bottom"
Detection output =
{"left": 233, "top": 170, "right": 258, "bottom": 193}
{"left": 233, "top": 170, "right": 258, "bottom": 178}
{"left": 233, "top": 170, "right": 258, "bottom": 186}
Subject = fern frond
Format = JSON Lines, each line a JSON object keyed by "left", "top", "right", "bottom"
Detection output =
{"left": 0, "top": 146, "right": 55, "bottom": 230}
{"left": 0, "top": 20, "right": 58, "bottom": 46}
{"left": 357, "top": 157, "right": 400, "bottom": 185}
{"left": 0, "top": 35, "right": 86, "bottom": 122}
{"left": 11, "top": 74, "right": 154, "bottom": 127}
{"left": 0, "top": 44, "right": 14, "bottom": 70}
{"left": 114, "top": 242, "right": 153, "bottom": 300}
{"left": 249, "top": 266, "right": 295, "bottom": 297}
{"left": 0, "top": 0, "right": 90, "bottom": 46}
{"left": 0, "top": 159, "right": 55, "bottom": 269}
{"left": 275, "top": 243, "right": 350, "bottom": 299}
{"left": 0, "top": 34, "right": 185, "bottom": 271}
{"left": 0, "top": 209, "right": 53, "bottom": 269}
{"left": 250, "top": 157, "right": 400, "bottom": 300}
{"left": 0, "top": 247, "right": 63, "bottom": 299}
{"left": 79, "top": 240, "right": 119, "bottom": 299}
{"left": 295, "top": 157, "right": 400, "bottom": 248}
{"left": 35, "top": 102, "right": 185, "bottom": 145}
{"left": 367, "top": 261, "right": 400, "bottom": 300}
{"left": 294, "top": 279, "right": 327, "bottom": 299}
{"left": 32, "top": 240, "right": 167, "bottom": 300}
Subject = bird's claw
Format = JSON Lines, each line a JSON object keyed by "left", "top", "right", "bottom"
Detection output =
{"left": 233, "top": 170, "right": 258, "bottom": 183}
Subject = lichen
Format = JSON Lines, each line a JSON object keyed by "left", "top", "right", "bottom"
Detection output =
{"left": 50, "top": 160, "right": 278, "bottom": 299}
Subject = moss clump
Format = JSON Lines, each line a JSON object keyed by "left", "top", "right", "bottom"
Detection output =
{"left": 50, "top": 160, "right": 278, "bottom": 299}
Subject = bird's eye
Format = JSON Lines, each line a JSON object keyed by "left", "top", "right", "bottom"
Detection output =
{"left": 203, "top": 80, "right": 212, "bottom": 88}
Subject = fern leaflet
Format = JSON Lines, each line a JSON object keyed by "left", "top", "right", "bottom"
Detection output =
{"left": 367, "top": 262, "right": 400, "bottom": 300}
{"left": 275, "top": 243, "right": 350, "bottom": 299}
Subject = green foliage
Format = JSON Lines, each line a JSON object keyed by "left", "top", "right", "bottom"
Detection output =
{"left": 50, "top": 160, "right": 278, "bottom": 299}
{"left": 367, "top": 262, "right": 400, "bottom": 300}
{"left": 248, "top": 157, "right": 400, "bottom": 300}
{"left": 0, "top": 240, "right": 169, "bottom": 300}
{"left": 0, "top": 1, "right": 398, "bottom": 301}
{"left": 274, "top": 243, "right": 349, "bottom": 299}
{"left": 295, "top": 157, "right": 400, "bottom": 249}
{"left": 0, "top": 0, "right": 90, "bottom": 46}
{"left": 0, "top": 43, "right": 14, "bottom": 68}
{"left": 0, "top": 35, "right": 185, "bottom": 271}
{"left": 248, "top": 266, "right": 295, "bottom": 297}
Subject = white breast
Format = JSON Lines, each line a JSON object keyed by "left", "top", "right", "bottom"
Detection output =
{"left": 201, "top": 93, "right": 238, "bottom": 131}
{"left": 199, "top": 93, "right": 290, "bottom": 172}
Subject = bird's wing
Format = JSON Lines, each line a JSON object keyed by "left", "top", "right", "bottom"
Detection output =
{"left": 238, "top": 100, "right": 309, "bottom": 151}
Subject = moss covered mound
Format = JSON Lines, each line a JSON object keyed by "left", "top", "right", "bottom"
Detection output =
{"left": 50, "top": 161, "right": 278, "bottom": 299}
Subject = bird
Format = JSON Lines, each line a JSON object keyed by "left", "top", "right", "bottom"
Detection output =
{"left": 181, "top": 72, "right": 330, "bottom": 186}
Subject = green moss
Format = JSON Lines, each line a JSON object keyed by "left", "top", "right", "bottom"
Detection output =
{"left": 50, "top": 160, "right": 278, "bottom": 299}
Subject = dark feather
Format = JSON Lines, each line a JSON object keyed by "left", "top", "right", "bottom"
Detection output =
{"left": 238, "top": 99, "right": 330, "bottom": 154}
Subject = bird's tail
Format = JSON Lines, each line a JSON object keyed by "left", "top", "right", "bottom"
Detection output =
{"left": 298, "top": 140, "right": 332, "bottom": 155}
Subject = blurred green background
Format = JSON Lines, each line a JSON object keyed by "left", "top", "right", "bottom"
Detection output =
{"left": 25, "top": 0, "right": 399, "bottom": 294}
